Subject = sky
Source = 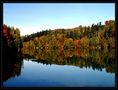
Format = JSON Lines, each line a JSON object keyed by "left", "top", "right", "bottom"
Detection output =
{"left": 3, "top": 3, "right": 115, "bottom": 36}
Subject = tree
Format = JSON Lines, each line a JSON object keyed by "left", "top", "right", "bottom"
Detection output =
{"left": 80, "top": 36, "right": 89, "bottom": 48}
{"left": 63, "top": 38, "right": 76, "bottom": 50}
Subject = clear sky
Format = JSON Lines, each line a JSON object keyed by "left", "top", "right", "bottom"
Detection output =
{"left": 3, "top": 3, "right": 115, "bottom": 36}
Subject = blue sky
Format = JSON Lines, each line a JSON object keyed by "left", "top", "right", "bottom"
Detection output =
{"left": 3, "top": 3, "right": 115, "bottom": 36}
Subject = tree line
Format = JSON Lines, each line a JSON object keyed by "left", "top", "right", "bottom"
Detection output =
{"left": 2, "top": 24, "right": 23, "bottom": 61}
{"left": 22, "top": 20, "right": 115, "bottom": 54}
{"left": 2, "top": 20, "right": 115, "bottom": 61}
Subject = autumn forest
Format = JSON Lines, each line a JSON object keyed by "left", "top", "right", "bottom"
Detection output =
{"left": 2, "top": 20, "right": 115, "bottom": 74}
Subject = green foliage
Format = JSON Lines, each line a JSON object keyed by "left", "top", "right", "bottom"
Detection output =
{"left": 89, "top": 37, "right": 99, "bottom": 46}
{"left": 3, "top": 20, "right": 115, "bottom": 59}
{"left": 63, "top": 38, "right": 76, "bottom": 50}
{"left": 19, "top": 20, "right": 115, "bottom": 73}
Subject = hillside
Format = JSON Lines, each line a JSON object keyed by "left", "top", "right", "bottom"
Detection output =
{"left": 2, "top": 20, "right": 115, "bottom": 73}
{"left": 21, "top": 20, "right": 115, "bottom": 55}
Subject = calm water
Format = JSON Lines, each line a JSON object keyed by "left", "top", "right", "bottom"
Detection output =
{"left": 3, "top": 49, "right": 115, "bottom": 87}
{"left": 3, "top": 59, "right": 115, "bottom": 87}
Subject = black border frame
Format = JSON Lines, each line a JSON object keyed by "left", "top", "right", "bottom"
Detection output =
{"left": 1, "top": 0, "right": 117, "bottom": 89}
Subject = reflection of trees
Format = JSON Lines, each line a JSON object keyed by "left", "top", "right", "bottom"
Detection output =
{"left": 3, "top": 56, "right": 23, "bottom": 82}
{"left": 21, "top": 20, "right": 115, "bottom": 73}
{"left": 2, "top": 36, "right": 23, "bottom": 82}
{"left": 2, "top": 24, "right": 23, "bottom": 82}
{"left": 22, "top": 46, "right": 115, "bottom": 73}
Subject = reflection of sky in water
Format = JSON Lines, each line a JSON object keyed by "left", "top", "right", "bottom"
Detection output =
{"left": 4, "top": 59, "right": 115, "bottom": 87}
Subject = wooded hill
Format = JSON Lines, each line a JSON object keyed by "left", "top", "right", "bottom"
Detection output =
{"left": 21, "top": 20, "right": 115, "bottom": 55}
{"left": 2, "top": 20, "right": 115, "bottom": 74}
{"left": 2, "top": 20, "right": 115, "bottom": 58}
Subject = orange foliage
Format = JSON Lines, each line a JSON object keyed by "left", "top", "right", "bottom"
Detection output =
{"left": 74, "top": 39, "right": 80, "bottom": 49}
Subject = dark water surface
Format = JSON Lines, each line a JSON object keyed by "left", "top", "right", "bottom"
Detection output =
{"left": 3, "top": 49, "right": 115, "bottom": 87}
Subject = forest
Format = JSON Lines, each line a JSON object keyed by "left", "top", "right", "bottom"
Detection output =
{"left": 2, "top": 20, "right": 115, "bottom": 73}
{"left": 21, "top": 20, "right": 115, "bottom": 54}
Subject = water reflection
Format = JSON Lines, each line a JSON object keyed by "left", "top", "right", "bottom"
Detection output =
{"left": 3, "top": 47, "right": 115, "bottom": 83}
{"left": 3, "top": 48, "right": 115, "bottom": 87}
{"left": 3, "top": 54, "right": 23, "bottom": 82}
{"left": 22, "top": 48, "right": 115, "bottom": 73}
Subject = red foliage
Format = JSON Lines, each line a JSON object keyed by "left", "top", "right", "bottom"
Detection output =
{"left": 105, "top": 21, "right": 110, "bottom": 26}
{"left": 74, "top": 49, "right": 80, "bottom": 57}
{"left": 74, "top": 39, "right": 80, "bottom": 49}
{"left": 3, "top": 25, "right": 9, "bottom": 39}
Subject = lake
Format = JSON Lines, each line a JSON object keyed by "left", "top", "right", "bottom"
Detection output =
{"left": 3, "top": 49, "right": 115, "bottom": 87}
